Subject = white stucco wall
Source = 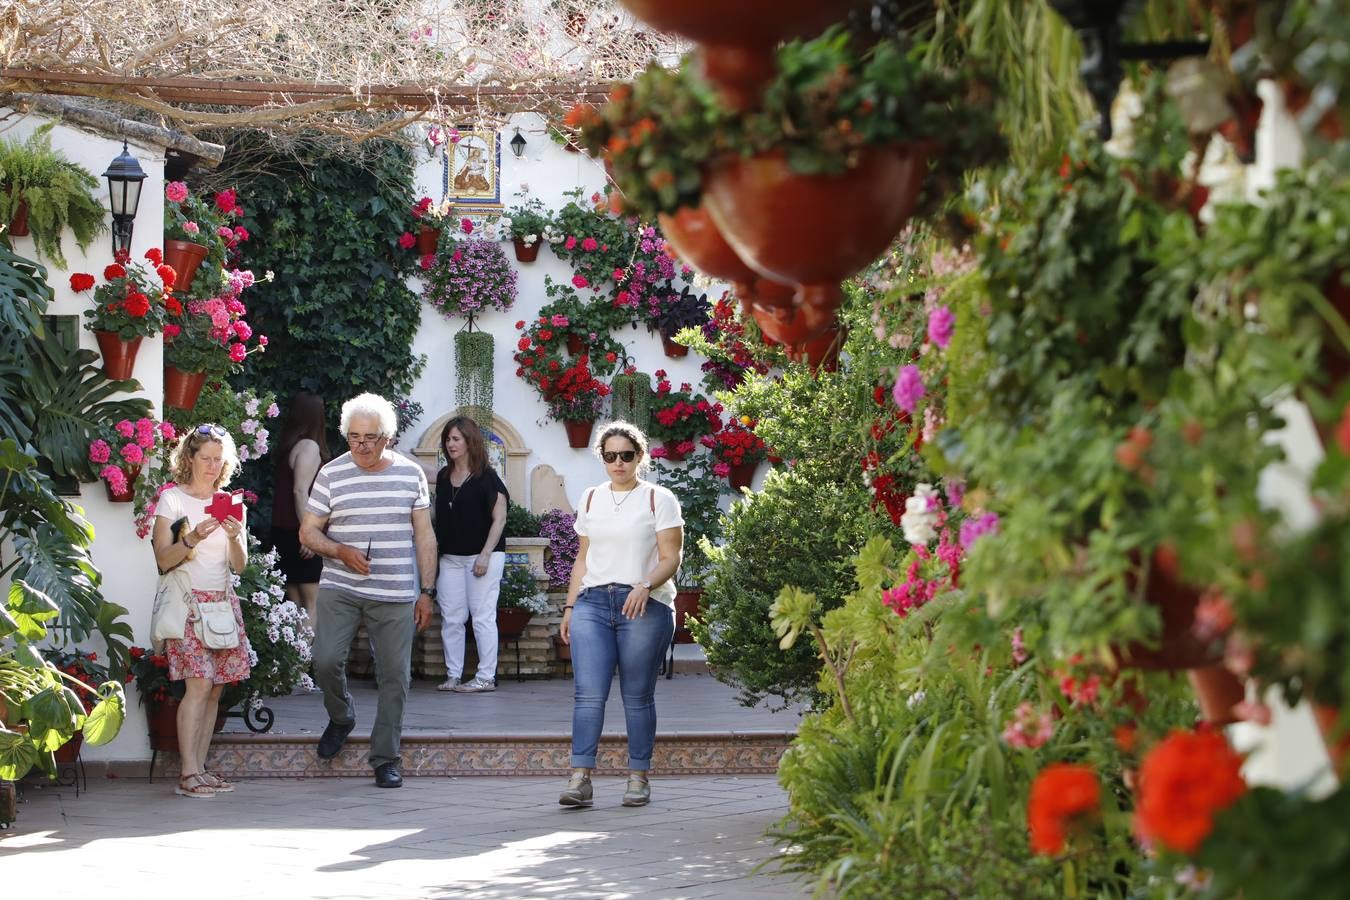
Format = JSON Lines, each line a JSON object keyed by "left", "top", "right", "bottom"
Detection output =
{"left": 404, "top": 112, "right": 736, "bottom": 511}
{"left": 2, "top": 109, "right": 167, "bottom": 762}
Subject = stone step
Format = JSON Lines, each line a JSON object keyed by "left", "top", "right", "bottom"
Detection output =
{"left": 169, "top": 731, "right": 793, "bottom": 779}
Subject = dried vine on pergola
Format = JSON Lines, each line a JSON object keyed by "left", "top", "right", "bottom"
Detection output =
{"left": 0, "top": 0, "right": 684, "bottom": 140}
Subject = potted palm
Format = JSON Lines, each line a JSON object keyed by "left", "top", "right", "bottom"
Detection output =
{"left": 497, "top": 564, "right": 550, "bottom": 641}
{"left": 0, "top": 124, "right": 105, "bottom": 268}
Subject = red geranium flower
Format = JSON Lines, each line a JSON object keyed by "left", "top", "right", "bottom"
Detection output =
{"left": 70, "top": 273, "right": 96, "bottom": 292}
{"left": 1136, "top": 729, "right": 1246, "bottom": 854}
{"left": 1028, "top": 763, "right": 1100, "bottom": 856}
{"left": 104, "top": 263, "right": 127, "bottom": 281}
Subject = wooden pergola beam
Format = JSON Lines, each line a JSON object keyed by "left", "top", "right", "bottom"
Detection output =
{"left": 0, "top": 68, "right": 613, "bottom": 111}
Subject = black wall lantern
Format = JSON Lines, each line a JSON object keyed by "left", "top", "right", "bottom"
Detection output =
{"left": 103, "top": 140, "right": 147, "bottom": 256}
{"left": 509, "top": 127, "right": 528, "bottom": 158}
{"left": 1047, "top": 1, "right": 1210, "bottom": 140}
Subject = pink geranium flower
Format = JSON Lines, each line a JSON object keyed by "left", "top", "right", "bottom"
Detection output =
{"left": 89, "top": 440, "right": 111, "bottom": 464}
{"left": 165, "top": 182, "right": 189, "bottom": 203}
{"left": 120, "top": 444, "right": 145, "bottom": 465}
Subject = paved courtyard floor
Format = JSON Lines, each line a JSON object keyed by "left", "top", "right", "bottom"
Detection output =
{"left": 1, "top": 775, "right": 809, "bottom": 899}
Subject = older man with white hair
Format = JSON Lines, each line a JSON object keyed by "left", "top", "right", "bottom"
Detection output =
{"left": 300, "top": 392, "right": 438, "bottom": 788}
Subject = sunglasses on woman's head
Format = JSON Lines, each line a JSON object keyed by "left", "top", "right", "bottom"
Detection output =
{"left": 196, "top": 423, "right": 228, "bottom": 438}
{"left": 601, "top": 450, "right": 637, "bottom": 463}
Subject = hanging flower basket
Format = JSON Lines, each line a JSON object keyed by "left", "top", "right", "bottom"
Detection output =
{"left": 512, "top": 235, "right": 542, "bottom": 262}
{"left": 416, "top": 226, "right": 441, "bottom": 256}
{"left": 563, "top": 418, "right": 595, "bottom": 449}
{"left": 786, "top": 322, "right": 844, "bottom": 372}
{"left": 94, "top": 331, "right": 143, "bottom": 381}
{"left": 566, "top": 333, "right": 585, "bottom": 355}
{"left": 162, "top": 239, "right": 209, "bottom": 293}
{"left": 657, "top": 206, "right": 758, "bottom": 299}
{"left": 103, "top": 464, "right": 141, "bottom": 503}
{"left": 749, "top": 301, "right": 829, "bottom": 346}
{"left": 704, "top": 144, "right": 931, "bottom": 302}
{"left": 8, "top": 198, "right": 30, "bottom": 236}
{"left": 619, "top": 0, "right": 856, "bottom": 108}
{"left": 164, "top": 365, "right": 208, "bottom": 411}
{"left": 661, "top": 334, "right": 689, "bottom": 358}
{"left": 662, "top": 443, "right": 690, "bottom": 462}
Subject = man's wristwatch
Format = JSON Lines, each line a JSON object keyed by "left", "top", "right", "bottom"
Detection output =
{"left": 420, "top": 586, "right": 437, "bottom": 599}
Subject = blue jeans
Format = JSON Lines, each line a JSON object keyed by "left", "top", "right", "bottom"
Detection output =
{"left": 569, "top": 583, "right": 675, "bottom": 771}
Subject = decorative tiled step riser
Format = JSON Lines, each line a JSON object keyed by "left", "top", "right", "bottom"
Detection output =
{"left": 188, "top": 733, "right": 791, "bottom": 778}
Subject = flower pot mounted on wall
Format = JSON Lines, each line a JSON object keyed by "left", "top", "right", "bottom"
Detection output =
{"left": 1116, "top": 546, "right": 1222, "bottom": 671}
{"left": 104, "top": 465, "right": 141, "bottom": 503}
{"left": 512, "top": 236, "right": 542, "bottom": 262}
{"left": 563, "top": 418, "right": 595, "bottom": 449}
{"left": 497, "top": 607, "right": 533, "bottom": 641}
{"left": 164, "top": 365, "right": 208, "bottom": 411}
{"left": 417, "top": 226, "right": 441, "bottom": 257}
{"left": 728, "top": 461, "right": 758, "bottom": 491}
{"left": 94, "top": 331, "right": 143, "bottom": 381}
{"left": 8, "top": 198, "right": 30, "bottom": 236}
{"left": 162, "top": 239, "right": 209, "bottom": 293}
{"left": 661, "top": 334, "right": 689, "bottom": 358}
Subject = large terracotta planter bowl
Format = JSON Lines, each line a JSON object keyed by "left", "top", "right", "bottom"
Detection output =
{"left": 658, "top": 207, "right": 759, "bottom": 298}
{"left": 619, "top": 0, "right": 857, "bottom": 48}
{"left": 704, "top": 145, "right": 931, "bottom": 291}
{"left": 1117, "top": 547, "right": 1222, "bottom": 671}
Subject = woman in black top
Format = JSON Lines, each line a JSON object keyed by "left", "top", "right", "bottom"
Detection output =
{"left": 433, "top": 416, "right": 509, "bottom": 692}
{"left": 271, "top": 392, "right": 329, "bottom": 625}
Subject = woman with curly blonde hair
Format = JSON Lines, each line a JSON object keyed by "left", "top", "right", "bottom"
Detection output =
{"left": 152, "top": 423, "right": 252, "bottom": 799}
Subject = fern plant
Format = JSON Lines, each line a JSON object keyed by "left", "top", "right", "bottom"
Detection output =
{"left": 0, "top": 124, "right": 105, "bottom": 268}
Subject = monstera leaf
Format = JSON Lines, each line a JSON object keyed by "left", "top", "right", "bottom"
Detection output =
{"left": 12, "top": 338, "right": 150, "bottom": 481}
{"left": 0, "top": 241, "right": 50, "bottom": 345}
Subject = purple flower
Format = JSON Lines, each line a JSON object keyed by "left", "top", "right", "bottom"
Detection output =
{"left": 927, "top": 305, "right": 954, "bottom": 350}
{"left": 959, "top": 511, "right": 1001, "bottom": 550}
{"left": 945, "top": 478, "right": 965, "bottom": 509}
{"left": 892, "top": 365, "right": 925, "bottom": 413}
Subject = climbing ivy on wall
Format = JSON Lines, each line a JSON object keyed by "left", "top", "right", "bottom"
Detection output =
{"left": 224, "top": 134, "right": 426, "bottom": 416}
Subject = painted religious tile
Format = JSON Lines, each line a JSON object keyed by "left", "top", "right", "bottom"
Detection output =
{"left": 442, "top": 128, "right": 504, "bottom": 211}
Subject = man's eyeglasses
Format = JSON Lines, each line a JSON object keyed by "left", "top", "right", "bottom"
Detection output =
{"left": 196, "top": 424, "right": 228, "bottom": 438}
{"left": 347, "top": 434, "right": 386, "bottom": 449}
{"left": 601, "top": 450, "right": 638, "bottom": 463}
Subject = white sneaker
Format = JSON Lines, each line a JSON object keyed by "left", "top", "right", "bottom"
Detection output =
{"left": 437, "top": 678, "right": 461, "bottom": 692}
{"left": 453, "top": 676, "right": 497, "bottom": 693}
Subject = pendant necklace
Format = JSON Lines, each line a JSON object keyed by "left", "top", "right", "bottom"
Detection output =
{"left": 609, "top": 481, "right": 640, "bottom": 513}
{"left": 447, "top": 472, "right": 471, "bottom": 510}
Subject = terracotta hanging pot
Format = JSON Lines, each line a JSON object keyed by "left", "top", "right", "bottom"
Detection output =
{"left": 103, "top": 464, "right": 141, "bottom": 503}
{"left": 512, "top": 235, "right": 542, "bottom": 262}
{"left": 54, "top": 731, "right": 84, "bottom": 764}
{"left": 8, "top": 198, "right": 30, "bottom": 236}
{"left": 497, "top": 607, "right": 533, "bottom": 641}
{"left": 563, "top": 418, "right": 595, "bottom": 449}
{"left": 620, "top": 0, "right": 860, "bottom": 109}
{"left": 94, "top": 331, "right": 143, "bottom": 381}
{"left": 661, "top": 334, "right": 689, "bottom": 358}
{"left": 162, "top": 240, "right": 209, "bottom": 293}
{"left": 787, "top": 324, "right": 844, "bottom": 372}
{"left": 704, "top": 144, "right": 932, "bottom": 296}
{"left": 728, "top": 460, "right": 758, "bottom": 490}
{"left": 164, "top": 365, "right": 208, "bottom": 411}
{"left": 1187, "top": 665, "right": 1247, "bottom": 726}
{"left": 750, "top": 301, "right": 832, "bottom": 346}
{"left": 1117, "top": 546, "right": 1223, "bottom": 671}
{"left": 417, "top": 226, "right": 441, "bottom": 256}
{"left": 566, "top": 333, "right": 585, "bottom": 355}
{"left": 657, "top": 206, "right": 759, "bottom": 300}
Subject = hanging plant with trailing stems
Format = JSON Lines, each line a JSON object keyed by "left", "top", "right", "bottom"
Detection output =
{"left": 610, "top": 367, "right": 652, "bottom": 432}
{"left": 455, "top": 327, "right": 494, "bottom": 428}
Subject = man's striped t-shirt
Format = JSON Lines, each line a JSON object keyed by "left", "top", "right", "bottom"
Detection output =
{"left": 307, "top": 450, "right": 430, "bottom": 602}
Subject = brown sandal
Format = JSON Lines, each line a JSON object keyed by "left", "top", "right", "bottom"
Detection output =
{"left": 175, "top": 773, "right": 216, "bottom": 799}
{"left": 202, "top": 771, "right": 235, "bottom": 793}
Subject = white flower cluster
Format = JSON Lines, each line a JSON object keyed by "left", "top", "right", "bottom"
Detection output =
{"left": 542, "top": 224, "right": 564, "bottom": 244}
{"left": 900, "top": 483, "right": 941, "bottom": 546}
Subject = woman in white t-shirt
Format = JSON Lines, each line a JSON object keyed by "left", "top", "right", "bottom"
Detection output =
{"left": 558, "top": 421, "right": 683, "bottom": 809}
{"left": 152, "top": 424, "right": 252, "bottom": 799}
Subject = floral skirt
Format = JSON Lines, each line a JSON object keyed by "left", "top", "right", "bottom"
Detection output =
{"left": 166, "top": 588, "right": 253, "bottom": 685}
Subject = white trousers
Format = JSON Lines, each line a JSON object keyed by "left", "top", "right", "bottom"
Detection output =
{"left": 435, "top": 552, "right": 505, "bottom": 680}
